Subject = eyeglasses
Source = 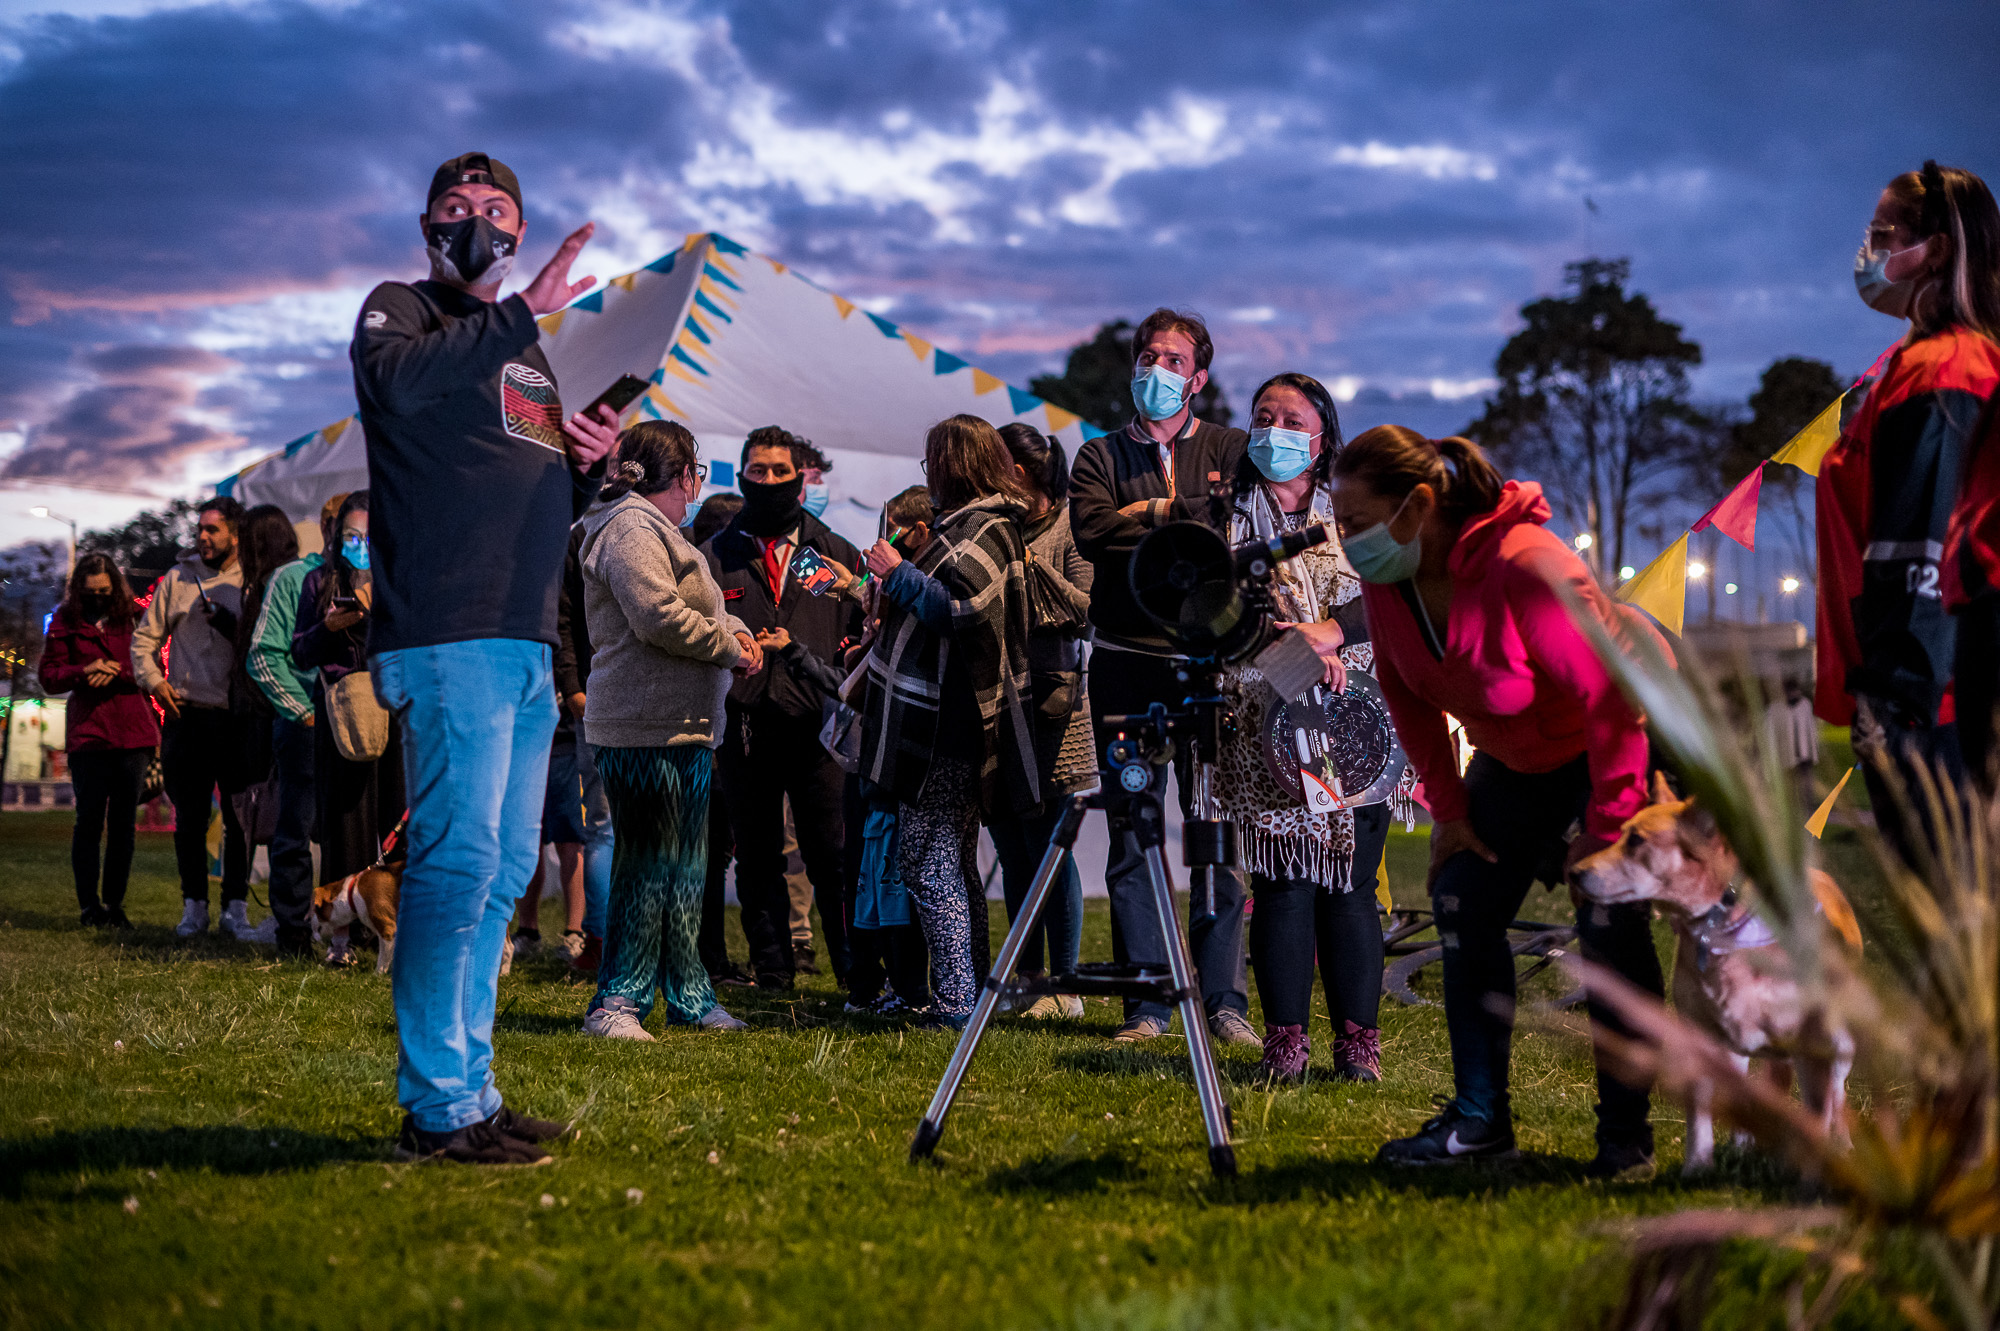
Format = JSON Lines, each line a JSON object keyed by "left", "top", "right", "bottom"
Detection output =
{"left": 690, "top": 462, "right": 709, "bottom": 486}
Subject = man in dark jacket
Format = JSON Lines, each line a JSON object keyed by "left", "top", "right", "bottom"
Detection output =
{"left": 1068, "top": 307, "right": 1255, "bottom": 1047}
{"left": 701, "top": 426, "right": 862, "bottom": 989}
{"left": 352, "top": 151, "right": 615, "bottom": 1167}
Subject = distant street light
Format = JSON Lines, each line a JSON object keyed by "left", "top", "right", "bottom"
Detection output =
{"left": 1780, "top": 576, "right": 1801, "bottom": 594}
{"left": 27, "top": 505, "right": 77, "bottom": 577}
{"left": 1573, "top": 533, "right": 1593, "bottom": 551}
{"left": 1725, "top": 582, "right": 1738, "bottom": 595}
{"left": 1687, "top": 560, "right": 1708, "bottom": 581}
{"left": 1618, "top": 564, "right": 1636, "bottom": 580}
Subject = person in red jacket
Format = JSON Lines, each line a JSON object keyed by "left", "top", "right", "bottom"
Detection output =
{"left": 40, "top": 553, "right": 159, "bottom": 927}
{"left": 1331, "top": 426, "right": 1669, "bottom": 1179}
{"left": 1819, "top": 160, "right": 2000, "bottom": 829}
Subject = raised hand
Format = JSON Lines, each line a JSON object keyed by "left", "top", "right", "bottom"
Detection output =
{"left": 561, "top": 403, "right": 620, "bottom": 468}
{"left": 522, "top": 222, "right": 597, "bottom": 316}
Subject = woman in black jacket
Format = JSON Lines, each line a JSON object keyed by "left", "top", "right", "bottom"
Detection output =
{"left": 293, "top": 491, "right": 406, "bottom": 896}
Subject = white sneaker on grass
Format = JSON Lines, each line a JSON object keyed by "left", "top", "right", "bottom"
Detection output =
{"left": 219, "top": 900, "right": 251, "bottom": 938}
{"left": 175, "top": 900, "right": 209, "bottom": 938}
{"left": 582, "top": 999, "right": 654, "bottom": 1041}
{"left": 1023, "top": 994, "right": 1087, "bottom": 1019}
{"left": 696, "top": 1007, "right": 748, "bottom": 1031}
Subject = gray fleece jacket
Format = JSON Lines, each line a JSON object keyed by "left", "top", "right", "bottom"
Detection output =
{"left": 131, "top": 552, "right": 245, "bottom": 709}
{"left": 578, "top": 493, "right": 749, "bottom": 749}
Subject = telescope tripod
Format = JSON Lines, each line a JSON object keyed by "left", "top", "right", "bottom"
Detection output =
{"left": 909, "top": 703, "right": 1239, "bottom": 1178}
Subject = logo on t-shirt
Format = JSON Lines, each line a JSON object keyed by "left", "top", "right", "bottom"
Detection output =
{"left": 501, "top": 362, "right": 566, "bottom": 453}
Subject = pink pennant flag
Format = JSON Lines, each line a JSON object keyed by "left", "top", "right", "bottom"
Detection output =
{"left": 1691, "top": 465, "right": 1763, "bottom": 551}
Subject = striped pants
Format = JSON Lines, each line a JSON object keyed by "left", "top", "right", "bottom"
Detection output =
{"left": 591, "top": 744, "right": 718, "bottom": 1025}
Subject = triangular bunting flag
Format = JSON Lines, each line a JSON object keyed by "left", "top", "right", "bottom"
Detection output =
{"left": 709, "top": 233, "right": 749, "bottom": 257}
{"left": 693, "top": 290, "right": 734, "bottom": 323}
{"left": 971, "top": 368, "right": 1004, "bottom": 396}
{"left": 904, "top": 333, "right": 932, "bottom": 362}
{"left": 764, "top": 257, "right": 787, "bottom": 274}
{"left": 320, "top": 417, "right": 350, "bottom": 447}
{"left": 1619, "top": 532, "right": 1690, "bottom": 635}
{"left": 681, "top": 232, "right": 706, "bottom": 251}
{"left": 933, "top": 349, "right": 968, "bottom": 376}
{"left": 536, "top": 311, "right": 567, "bottom": 335}
{"left": 1006, "top": 386, "right": 1043, "bottom": 417}
{"left": 701, "top": 262, "right": 742, "bottom": 292}
{"left": 645, "top": 385, "right": 690, "bottom": 419}
{"left": 683, "top": 315, "right": 713, "bottom": 345}
{"left": 865, "top": 311, "right": 901, "bottom": 339}
{"left": 669, "top": 345, "right": 709, "bottom": 377}
{"left": 572, "top": 290, "right": 606, "bottom": 314}
{"left": 643, "top": 252, "right": 678, "bottom": 274}
{"left": 1691, "top": 465, "right": 1762, "bottom": 551}
{"left": 831, "top": 294, "right": 856, "bottom": 319}
{"left": 280, "top": 431, "right": 315, "bottom": 458}
{"left": 1079, "top": 420, "right": 1108, "bottom": 441}
{"left": 1804, "top": 765, "right": 1856, "bottom": 839}
{"left": 1044, "top": 404, "right": 1080, "bottom": 434}
{"left": 610, "top": 272, "right": 638, "bottom": 293}
{"left": 1770, "top": 395, "right": 1844, "bottom": 477}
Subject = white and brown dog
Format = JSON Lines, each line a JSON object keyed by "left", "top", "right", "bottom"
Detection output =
{"left": 1573, "top": 774, "right": 1863, "bottom": 1171}
{"left": 311, "top": 864, "right": 401, "bottom": 974}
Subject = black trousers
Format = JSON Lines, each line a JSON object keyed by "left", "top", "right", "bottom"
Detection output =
{"left": 1955, "top": 594, "right": 2000, "bottom": 798}
{"left": 69, "top": 747, "right": 149, "bottom": 914}
{"left": 162, "top": 706, "right": 248, "bottom": 904}
{"left": 1090, "top": 649, "right": 1247, "bottom": 1025}
{"left": 312, "top": 691, "right": 405, "bottom": 883}
{"left": 719, "top": 705, "right": 850, "bottom": 983}
{"left": 699, "top": 750, "right": 735, "bottom": 975}
{"left": 1247, "top": 803, "right": 1392, "bottom": 1031}
{"left": 267, "top": 716, "right": 317, "bottom": 932}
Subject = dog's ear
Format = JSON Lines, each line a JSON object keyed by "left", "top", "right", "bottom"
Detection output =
{"left": 1680, "top": 800, "right": 1719, "bottom": 843}
{"left": 1651, "top": 770, "right": 1677, "bottom": 805}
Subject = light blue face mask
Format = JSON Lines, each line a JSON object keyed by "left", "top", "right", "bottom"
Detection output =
{"left": 1854, "top": 238, "right": 1926, "bottom": 319}
{"left": 1342, "top": 491, "right": 1420, "bottom": 584}
{"left": 802, "top": 481, "right": 830, "bottom": 517}
{"left": 1130, "top": 365, "right": 1189, "bottom": 421}
{"left": 340, "top": 534, "right": 370, "bottom": 571}
{"left": 1248, "top": 426, "right": 1319, "bottom": 483}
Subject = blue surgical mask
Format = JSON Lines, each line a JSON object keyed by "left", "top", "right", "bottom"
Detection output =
{"left": 1131, "top": 365, "right": 1189, "bottom": 421}
{"left": 1854, "top": 238, "right": 1926, "bottom": 319}
{"left": 1248, "top": 426, "right": 1319, "bottom": 483}
{"left": 802, "top": 481, "right": 830, "bottom": 517}
{"left": 340, "top": 534, "right": 371, "bottom": 571}
{"left": 1342, "top": 492, "right": 1420, "bottom": 585}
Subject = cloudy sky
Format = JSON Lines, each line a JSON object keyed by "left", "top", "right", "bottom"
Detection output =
{"left": 1, "top": 0, "right": 1995, "bottom": 556}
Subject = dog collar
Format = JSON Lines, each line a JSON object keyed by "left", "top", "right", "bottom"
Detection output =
{"left": 1691, "top": 878, "right": 1774, "bottom": 972}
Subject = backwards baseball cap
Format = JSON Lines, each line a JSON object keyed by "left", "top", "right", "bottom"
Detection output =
{"left": 427, "top": 152, "right": 522, "bottom": 213}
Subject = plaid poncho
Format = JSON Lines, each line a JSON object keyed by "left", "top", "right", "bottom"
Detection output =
{"left": 860, "top": 494, "right": 1041, "bottom": 817}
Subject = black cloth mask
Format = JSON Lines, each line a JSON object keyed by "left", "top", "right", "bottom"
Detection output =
{"left": 78, "top": 592, "right": 114, "bottom": 620}
{"left": 426, "top": 216, "right": 518, "bottom": 287}
{"left": 738, "top": 475, "right": 805, "bottom": 538}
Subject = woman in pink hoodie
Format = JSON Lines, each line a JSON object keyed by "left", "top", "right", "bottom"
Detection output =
{"left": 1330, "top": 425, "right": 1668, "bottom": 1179}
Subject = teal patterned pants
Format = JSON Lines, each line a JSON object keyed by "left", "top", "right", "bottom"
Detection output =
{"left": 591, "top": 744, "right": 717, "bottom": 1025}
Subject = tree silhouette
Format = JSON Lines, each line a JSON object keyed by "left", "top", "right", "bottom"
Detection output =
{"left": 1031, "top": 319, "right": 1232, "bottom": 434}
{"left": 1466, "top": 259, "right": 1708, "bottom": 578}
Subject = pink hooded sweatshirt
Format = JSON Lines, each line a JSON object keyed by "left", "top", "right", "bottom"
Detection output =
{"left": 1360, "top": 480, "right": 1664, "bottom": 841}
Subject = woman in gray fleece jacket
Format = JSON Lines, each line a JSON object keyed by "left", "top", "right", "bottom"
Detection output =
{"left": 576, "top": 420, "right": 764, "bottom": 1040}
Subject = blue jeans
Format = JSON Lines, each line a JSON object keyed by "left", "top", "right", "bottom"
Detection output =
{"left": 267, "top": 716, "right": 317, "bottom": 932}
{"left": 373, "top": 639, "right": 559, "bottom": 1133}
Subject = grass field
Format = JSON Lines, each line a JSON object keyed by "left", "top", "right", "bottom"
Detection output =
{"left": 0, "top": 780, "right": 1922, "bottom": 1330}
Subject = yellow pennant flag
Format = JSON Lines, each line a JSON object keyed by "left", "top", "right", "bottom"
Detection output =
{"left": 904, "top": 333, "right": 932, "bottom": 362}
{"left": 1804, "top": 765, "right": 1856, "bottom": 839}
{"left": 1044, "top": 404, "right": 1080, "bottom": 434}
{"left": 831, "top": 294, "right": 856, "bottom": 319}
{"left": 320, "top": 417, "right": 350, "bottom": 447}
{"left": 609, "top": 272, "right": 638, "bottom": 293}
{"left": 971, "top": 368, "right": 1005, "bottom": 396}
{"left": 1374, "top": 858, "right": 1394, "bottom": 916}
{"left": 1618, "top": 532, "right": 1690, "bottom": 635}
{"left": 536, "top": 310, "right": 567, "bottom": 336}
{"left": 645, "top": 385, "right": 690, "bottom": 419}
{"left": 1770, "top": 395, "right": 1844, "bottom": 477}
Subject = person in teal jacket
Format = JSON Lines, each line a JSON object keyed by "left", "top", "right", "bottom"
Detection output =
{"left": 246, "top": 494, "right": 346, "bottom": 956}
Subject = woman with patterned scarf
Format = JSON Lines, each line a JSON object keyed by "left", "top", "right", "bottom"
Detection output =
{"left": 1214, "top": 374, "right": 1414, "bottom": 1084}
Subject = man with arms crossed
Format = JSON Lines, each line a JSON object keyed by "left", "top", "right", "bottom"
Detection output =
{"left": 352, "top": 152, "right": 616, "bottom": 1165}
{"left": 1068, "top": 308, "right": 1255, "bottom": 1047}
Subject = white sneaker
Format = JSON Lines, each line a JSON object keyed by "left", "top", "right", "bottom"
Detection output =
{"left": 219, "top": 900, "right": 250, "bottom": 938}
{"left": 582, "top": 1000, "right": 654, "bottom": 1041}
{"left": 557, "top": 930, "right": 585, "bottom": 962}
{"left": 175, "top": 900, "right": 209, "bottom": 937}
{"left": 696, "top": 1006, "right": 748, "bottom": 1031}
{"left": 1021, "top": 995, "right": 1063, "bottom": 1019}
{"left": 1057, "top": 994, "right": 1085, "bottom": 1019}
{"left": 242, "top": 916, "right": 279, "bottom": 944}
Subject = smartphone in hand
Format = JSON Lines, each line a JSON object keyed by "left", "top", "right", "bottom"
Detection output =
{"left": 581, "top": 374, "right": 652, "bottom": 424}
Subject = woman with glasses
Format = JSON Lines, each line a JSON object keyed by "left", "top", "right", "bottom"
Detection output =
{"left": 574, "top": 421, "right": 762, "bottom": 1040}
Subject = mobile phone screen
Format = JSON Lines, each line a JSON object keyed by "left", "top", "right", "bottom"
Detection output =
{"left": 582, "top": 373, "right": 651, "bottom": 422}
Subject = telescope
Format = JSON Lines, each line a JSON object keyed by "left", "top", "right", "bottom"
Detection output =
{"left": 1128, "top": 520, "right": 1329, "bottom": 665}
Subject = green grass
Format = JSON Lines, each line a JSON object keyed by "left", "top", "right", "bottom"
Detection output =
{"left": 0, "top": 811, "right": 1918, "bottom": 1330}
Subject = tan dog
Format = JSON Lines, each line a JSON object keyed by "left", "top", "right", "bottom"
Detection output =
{"left": 311, "top": 864, "right": 401, "bottom": 974}
{"left": 1572, "top": 774, "right": 1862, "bottom": 1172}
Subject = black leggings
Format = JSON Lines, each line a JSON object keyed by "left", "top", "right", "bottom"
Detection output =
{"left": 1248, "top": 804, "right": 1391, "bottom": 1031}
{"left": 69, "top": 747, "right": 149, "bottom": 914}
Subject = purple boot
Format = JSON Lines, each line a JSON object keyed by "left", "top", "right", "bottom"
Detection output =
{"left": 1259, "top": 1024, "right": 1310, "bottom": 1083}
{"left": 1332, "top": 1021, "right": 1381, "bottom": 1082}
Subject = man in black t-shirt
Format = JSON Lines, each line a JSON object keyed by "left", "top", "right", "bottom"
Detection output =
{"left": 351, "top": 152, "right": 617, "bottom": 1166}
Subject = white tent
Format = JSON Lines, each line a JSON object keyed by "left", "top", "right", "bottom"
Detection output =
{"left": 221, "top": 232, "right": 1101, "bottom": 549}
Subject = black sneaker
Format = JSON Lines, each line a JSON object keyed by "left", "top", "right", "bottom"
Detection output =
{"left": 1375, "top": 1101, "right": 1517, "bottom": 1166}
{"left": 393, "top": 1114, "right": 552, "bottom": 1165}
{"left": 275, "top": 925, "right": 314, "bottom": 959}
{"left": 489, "top": 1105, "right": 572, "bottom": 1145}
{"left": 104, "top": 907, "right": 133, "bottom": 931}
{"left": 1583, "top": 1139, "right": 1657, "bottom": 1182}
{"left": 710, "top": 964, "right": 756, "bottom": 988}
{"left": 79, "top": 904, "right": 110, "bottom": 927}
{"left": 793, "top": 944, "right": 821, "bottom": 976}
{"left": 755, "top": 971, "right": 796, "bottom": 991}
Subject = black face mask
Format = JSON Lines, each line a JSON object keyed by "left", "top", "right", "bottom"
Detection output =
{"left": 78, "top": 591, "right": 114, "bottom": 619}
{"left": 738, "top": 475, "right": 805, "bottom": 538}
{"left": 426, "top": 216, "right": 518, "bottom": 287}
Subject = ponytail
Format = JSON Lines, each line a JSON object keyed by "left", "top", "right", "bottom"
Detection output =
{"left": 996, "top": 422, "right": 1071, "bottom": 505}
{"left": 601, "top": 419, "right": 698, "bottom": 502}
{"left": 1333, "top": 425, "right": 1503, "bottom": 525}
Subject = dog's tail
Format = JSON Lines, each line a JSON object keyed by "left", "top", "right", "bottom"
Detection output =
{"left": 1810, "top": 869, "right": 1864, "bottom": 952}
